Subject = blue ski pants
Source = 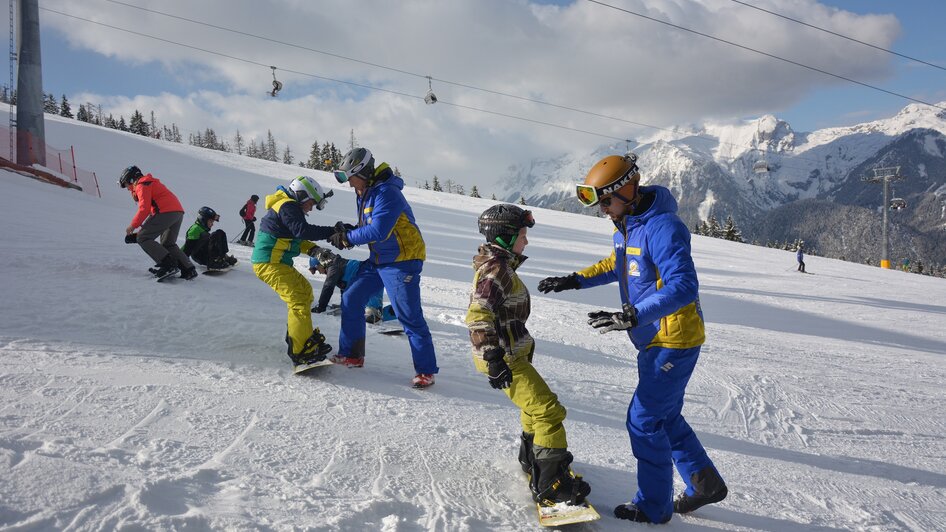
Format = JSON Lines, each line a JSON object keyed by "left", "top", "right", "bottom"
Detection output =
{"left": 339, "top": 260, "right": 438, "bottom": 374}
{"left": 628, "top": 345, "right": 716, "bottom": 523}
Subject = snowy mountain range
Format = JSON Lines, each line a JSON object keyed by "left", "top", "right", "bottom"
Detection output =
{"left": 501, "top": 103, "right": 946, "bottom": 264}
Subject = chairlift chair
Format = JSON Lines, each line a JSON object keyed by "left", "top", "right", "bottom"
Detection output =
{"left": 424, "top": 75, "right": 437, "bottom": 105}
{"left": 269, "top": 66, "right": 283, "bottom": 97}
{"left": 890, "top": 197, "right": 906, "bottom": 210}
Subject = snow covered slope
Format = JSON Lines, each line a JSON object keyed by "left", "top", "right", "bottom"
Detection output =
{"left": 1, "top": 116, "right": 945, "bottom": 530}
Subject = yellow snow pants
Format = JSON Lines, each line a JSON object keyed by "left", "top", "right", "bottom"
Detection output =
{"left": 473, "top": 354, "right": 568, "bottom": 450}
{"left": 254, "top": 262, "right": 314, "bottom": 355}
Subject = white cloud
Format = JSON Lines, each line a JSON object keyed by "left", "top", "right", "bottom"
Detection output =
{"left": 38, "top": 0, "right": 901, "bottom": 189}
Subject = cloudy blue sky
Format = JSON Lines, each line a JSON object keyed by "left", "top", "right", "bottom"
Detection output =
{"left": 7, "top": 0, "right": 945, "bottom": 190}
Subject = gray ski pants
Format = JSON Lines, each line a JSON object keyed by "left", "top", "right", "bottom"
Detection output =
{"left": 136, "top": 211, "right": 194, "bottom": 269}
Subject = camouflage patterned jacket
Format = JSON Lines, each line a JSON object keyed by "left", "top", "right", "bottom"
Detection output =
{"left": 466, "top": 244, "right": 534, "bottom": 362}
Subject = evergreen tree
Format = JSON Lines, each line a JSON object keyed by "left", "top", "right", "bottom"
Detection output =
{"left": 307, "top": 141, "right": 321, "bottom": 169}
{"left": 455, "top": 184, "right": 465, "bottom": 195}
{"left": 233, "top": 130, "right": 245, "bottom": 155}
{"left": 76, "top": 104, "right": 89, "bottom": 122}
{"left": 59, "top": 95, "right": 73, "bottom": 118}
{"left": 0, "top": 85, "right": 8, "bottom": 103}
{"left": 118, "top": 116, "right": 128, "bottom": 132}
{"left": 319, "top": 143, "right": 333, "bottom": 169}
{"left": 265, "top": 130, "right": 278, "bottom": 161}
{"left": 518, "top": 196, "right": 527, "bottom": 205}
{"left": 432, "top": 175, "right": 443, "bottom": 192}
{"left": 423, "top": 180, "right": 430, "bottom": 190}
{"left": 470, "top": 185, "right": 481, "bottom": 198}
{"left": 722, "top": 215, "right": 743, "bottom": 242}
{"left": 129, "top": 110, "right": 149, "bottom": 136}
{"left": 706, "top": 215, "right": 721, "bottom": 238}
{"left": 282, "top": 145, "right": 294, "bottom": 165}
{"left": 491, "top": 193, "right": 497, "bottom": 200}
{"left": 170, "top": 124, "right": 182, "bottom": 143}
{"left": 43, "top": 93, "right": 59, "bottom": 114}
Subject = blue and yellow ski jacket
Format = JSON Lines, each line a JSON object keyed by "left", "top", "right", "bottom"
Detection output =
{"left": 251, "top": 187, "right": 334, "bottom": 265}
{"left": 345, "top": 164, "right": 426, "bottom": 265}
{"left": 576, "top": 185, "right": 705, "bottom": 351}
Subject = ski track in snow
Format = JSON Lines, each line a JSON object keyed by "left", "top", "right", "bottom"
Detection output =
{"left": 0, "top": 113, "right": 945, "bottom": 530}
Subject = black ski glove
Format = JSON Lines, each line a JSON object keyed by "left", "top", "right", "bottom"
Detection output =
{"left": 328, "top": 229, "right": 352, "bottom": 250}
{"left": 124, "top": 233, "right": 138, "bottom": 244}
{"left": 537, "top": 273, "right": 580, "bottom": 294}
{"left": 588, "top": 304, "right": 638, "bottom": 334}
{"left": 252, "top": 217, "right": 257, "bottom": 222}
{"left": 484, "top": 347, "right": 512, "bottom": 390}
{"left": 334, "top": 221, "right": 356, "bottom": 232}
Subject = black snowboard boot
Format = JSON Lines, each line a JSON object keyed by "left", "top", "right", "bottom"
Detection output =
{"left": 673, "top": 466, "right": 728, "bottom": 514}
{"left": 180, "top": 266, "right": 198, "bottom": 280}
{"left": 530, "top": 451, "right": 590, "bottom": 506}
{"left": 151, "top": 254, "right": 179, "bottom": 279}
{"left": 226, "top": 255, "right": 238, "bottom": 266}
{"left": 518, "top": 432, "right": 535, "bottom": 475}
{"left": 289, "top": 328, "right": 333, "bottom": 365}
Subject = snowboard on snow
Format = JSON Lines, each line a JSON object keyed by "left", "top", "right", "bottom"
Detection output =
{"left": 292, "top": 358, "right": 334, "bottom": 375}
{"left": 202, "top": 266, "right": 233, "bottom": 275}
{"left": 370, "top": 323, "right": 404, "bottom": 335}
{"left": 525, "top": 471, "right": 600, "bottom": 526}
{"left": 154, "top": 269, "right": 180, "bottom": 282}
{"left": 536, "top": 501, "right": 600, "bottom": 527}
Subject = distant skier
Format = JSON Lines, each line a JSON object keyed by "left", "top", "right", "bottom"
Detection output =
{"left": 539, "top": 153, "right": 727, "bottom": 524}
{"left": 181, "top": 206, "right": 238, "bottom": 271}
{"left": 329, "top": 147, "right": 438, "bottom": 388}
{"left": 252, "top": 176, "right": 335, "bottom": 368}
{"left": 467, "top": 204, "right": 591, "bottom": 507}
{"left": 119, "top": 165, "right": 197, "bottom": 281}
{"left": 797, "top": 243, "right": 806, "bottom": 273}
{"left": 308, "top": 248, "right": 391, "bottom": 323}
{"left": 237, "top": 195, "right": 259, "bottom": 245}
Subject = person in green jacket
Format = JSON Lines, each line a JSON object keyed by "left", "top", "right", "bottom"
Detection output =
{"left": 181, "top": 206, "right": 237, "bottom": 270}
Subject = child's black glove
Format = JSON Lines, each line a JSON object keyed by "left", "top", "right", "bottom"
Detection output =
{"left": 124, "top": 233, "right": 138, "bottom": 244}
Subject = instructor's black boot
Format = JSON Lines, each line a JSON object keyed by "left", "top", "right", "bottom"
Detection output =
{"left": 673, "top": 466, "right": 728, "bottom": 514}
{"left": 614, "top": 503, "right": 670, "bottom": 524}
{"left": 518, "top": 432, "right": 535, "bottom": 474}
{"left": 530, "top": 451, "right": 590, "bottom": 506}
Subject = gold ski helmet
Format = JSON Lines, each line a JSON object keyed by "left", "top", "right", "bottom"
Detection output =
{"left": 576, "top": 153, "right": 640, "bottom": 207}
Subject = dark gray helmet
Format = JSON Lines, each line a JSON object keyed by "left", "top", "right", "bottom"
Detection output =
{"left": 118, "top": 165, "right": 143, "bottom": 188}
{"left": 477, "top": 204, "right": 535, "bottom": 249}
{"left": 334, "top": 147, "right": 375, "bottom": 183}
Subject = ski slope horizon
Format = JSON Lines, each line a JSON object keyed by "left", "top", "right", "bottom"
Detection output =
{"left": 1, "top": 116, "right": 945, "bottom": 531}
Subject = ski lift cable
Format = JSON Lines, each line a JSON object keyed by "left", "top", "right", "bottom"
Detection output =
{"left": 39, "top": 7, "right": 630, "bottom": 144}
{"left": 41, "top": 6, "right": 828, "bottom": 172}
{"left": 727, "top": 0, "right": 946, "bottom": 72}
{"left": 584, "top": 0, "right": 946, "bottom": 111}
{"left": 94, "top": 0, "right": 829, "bottom": 161}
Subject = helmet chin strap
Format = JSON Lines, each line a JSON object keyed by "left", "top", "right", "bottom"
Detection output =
{"left": 613, "top": 182, "right": 640, "bottom": 214}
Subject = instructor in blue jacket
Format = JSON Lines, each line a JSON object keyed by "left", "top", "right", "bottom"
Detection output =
{"left": 538, "top": 153, "right": 727, "bottom": 524}
{"left": 328, "top": 147, "right": 439, "bottom": 389}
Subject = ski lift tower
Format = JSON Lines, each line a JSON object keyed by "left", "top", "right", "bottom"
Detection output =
{"left": 14, "top": 0, "right": 46, "bottom": 166}
{"left": 861, "top": 166, "right": 905, "bottom": 269}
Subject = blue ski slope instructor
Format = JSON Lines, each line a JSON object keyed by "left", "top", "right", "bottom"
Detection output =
{"left": 328, "top": 147, "right": 438, "bottom": 389}
{"left": 538, "top": 153, "right": 727, "bottom": 524}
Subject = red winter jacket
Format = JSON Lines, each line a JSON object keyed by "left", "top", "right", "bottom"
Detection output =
{"left": 242, "top": 200, "right": 257, "bottom": 221}
{"left": 129, "top": 174, "right": 184, "bottom": 228}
